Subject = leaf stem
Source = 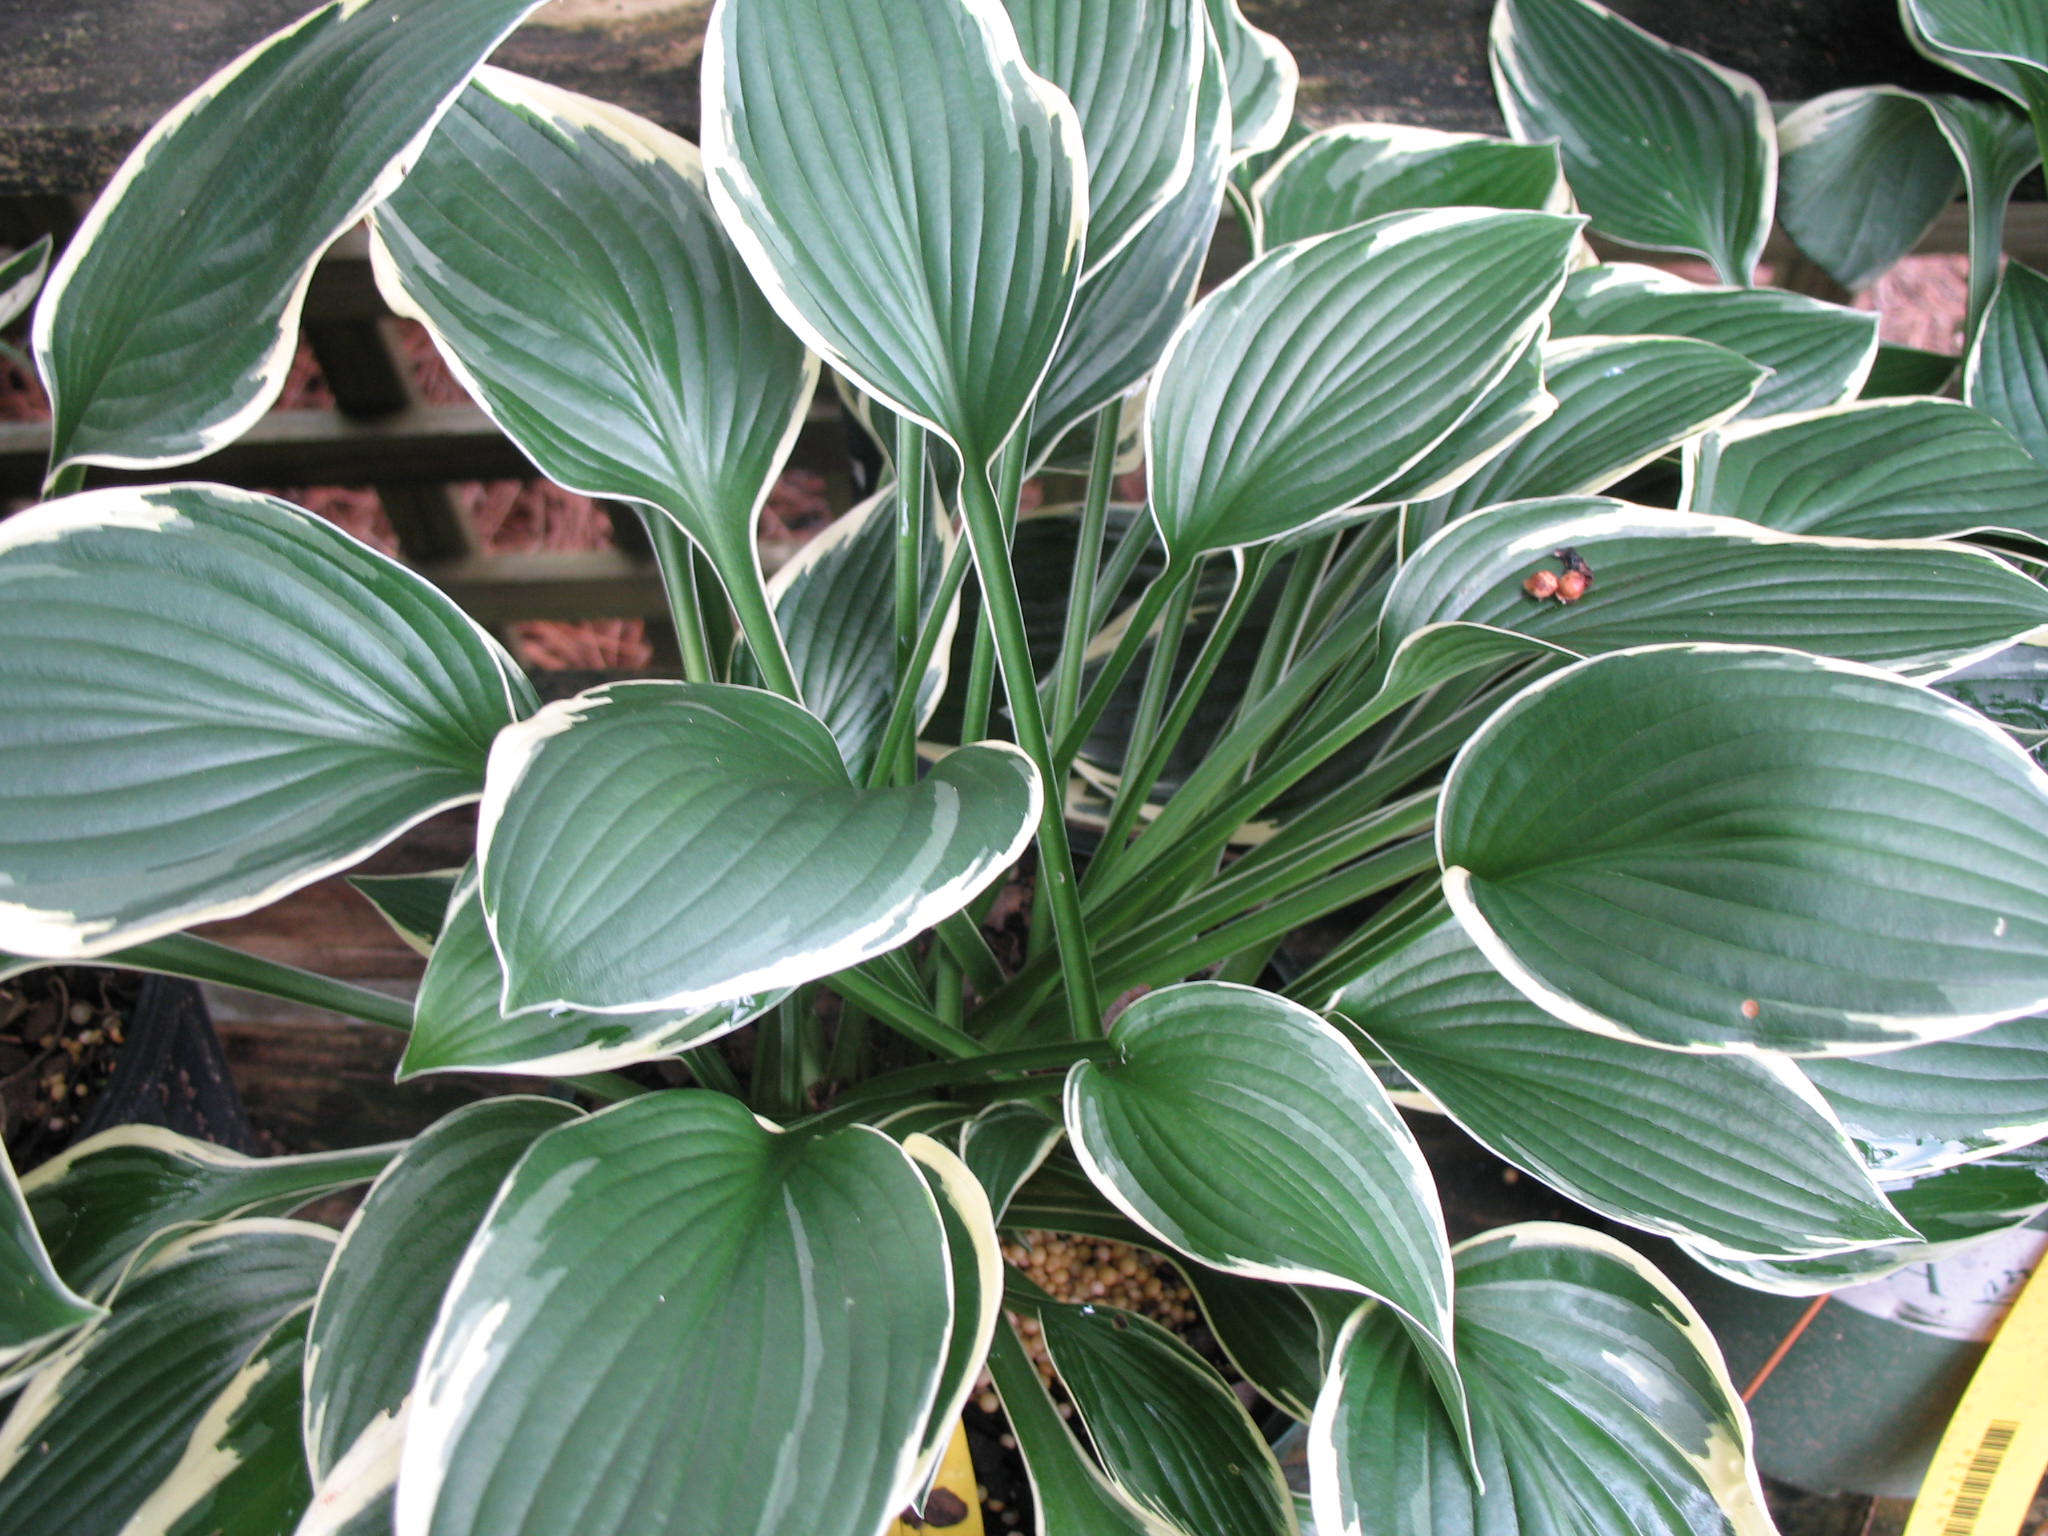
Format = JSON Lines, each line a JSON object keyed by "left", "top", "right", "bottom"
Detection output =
{"left": 641, "top": 509, "right": 717, "bottom": 683}
{"left": 830, "top": 963, "right": 988, "bottom": 1059}
{"left": 713, "top": 539, "right": 804, "bottom": 703}
{"left": 1051, "top": 555, "right": 1194, "bottom": 770}
{"left": 894, "top": 420, "right": 929, "bottom": 783}
{"left": 1049, "top": 404, "right": 1125, "bottom": 739}
{"left": 864, "top": 542, "right": 974, "bottom": 789}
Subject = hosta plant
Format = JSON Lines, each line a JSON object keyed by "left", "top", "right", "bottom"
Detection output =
{"left": 3, "top": 0, "right": 2048, "bottom": 1531}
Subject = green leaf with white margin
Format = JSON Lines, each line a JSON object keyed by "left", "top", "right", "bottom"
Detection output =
{"left": 121, "top": 1308, "right": 314, "bottom": 1536}
{"left": 959, "top": 1101, "right": 1064, "bottom": 1224}
{"left": 0, "top": 236, "right": 50, "bottom": 330}
{"left": 1552, "top": 263, "right": 1880, "bottom": 417}
{"left": 1002, "top": 0, "right": 1203, "bottom": 276}
{"left": 1311, "top": 1223, "right": 1774, "bottom": 1536}
{"left": 397, "top": 1091, "right": 953, "bottom": 1536}
{"left": 1204, "top": 0, "right": 1298, "bottom": 159}
{"left": 1145, "top": 207, "right": 1581, "bottom": 559}
{"left": 0, "top": 1220, "right": 332, "bottom": 1536}
{"left": 477, "top": 681, "right": 1037, "bottom": 1014}
{"left": 1690, "top": 1143, "right": 2048, "bottom": 1294}
{"left": 740, "top": 485, "right": 958, "bottom": 780}
{"left": 1181, "top": 1265, "right": 1331, "bottom": 1422}
{"left": 1776, "top": 89, "right": 1961, "bottom": 292}
{"left": 0, "top": 485, "right": 533, "bottom": 960}
{"left": 32, "top": 0, "right": 546, "bottom": 481}
{"left": 1383, "top": 496, "right": 2048, "bottom": 680}
{"left": 1492, "top": 0, "right": 1775, "bottom": 285}
{"left": 1065, "top": 982, "right": 1470, "bottom": 1462}
{"left": 1027, "top": 1295, "right": 1299, "bottom": 1536}
{"left": 23, "top": 1126, "right": 397, "bottom": 1306}
{"left": 1968, "top": 261, "right": 2048, "bottom": 465}
{"left": 1029, "top": 17, "right": 1230, "bottom": 466}
{"left": 1685, "top": 396, "right": 2048, "bottom": 542}
{"left": 0, "top": 1140, "right": 101, "bottom": 1374}
{"left": 371, "top": 68, "right": 817, "bottom": 688}
{"left": 1372, "top": 335, "right": 1556, "bottom": 519}
{"left": 1333, "top": 917, "right": 1917, "bottom": 1262}
{"left": 899, "top": 1134, "right": 1003, "bottom": 1515}
{"left": 1441, "top": 644, "right": 2048, "bottom": 1054}
{"left": 1254, "top": 126, "right": 1567, "bottom": 250}
{"left": 1925, "top": 95, "right": 2041, "bottom": 333}
{"left": 703, "top": 0, "right": 1085, "bottom": 471}
{"left": 1802, "top": 1013, "right": 2048, "bottom": 1175}
{"left": 298, "top": 1098, "right": 578, "bottom": 1536}
{"left": 1904, "top": 0, "right": 2048, "bottom": 118}
{"left": 1864, "top": 342, "right": 1960, "bottom": 398}
{"left": 346, "top": 872, "right": 462, "bottom": 961}
{"left": 404, "top": 870, "right": 778, "bottom": 1077}
{"left": 1408, "top": 334, "right": 1767, "bottom": 538}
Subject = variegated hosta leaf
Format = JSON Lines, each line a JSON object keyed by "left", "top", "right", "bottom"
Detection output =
{"left": 346, "top": 871, "right": 462, "bottom": 960}
{"left": 122, "top": 1308, "right": 314, "bottom": 1536}
{"left": 23, "top": 1125, "right": 396, "bottom": 1305}
{"left": 1491, "top": 0, "right": 1775, "bottom": 285}
{"left": 1029, "top": 20, "right": 1230, "bottom": 464}
{"left": 33, "top": 0, "right": 545, "bottom": 479}
{"left": 0, "top": 235, "right": 50, "bottom": 331}
{"left": 1203, "top": 0, "right": 1298, "bottom": 159}
{"left": 703, "top": 0, "right": 1086, "bottom": 467}
{"left": 1254, "top": 125, "right": 1566, "bottom": 250}
{"left": 1002, "top": 0, "right": 1203, "bottom": 275}
{"left": 1383, "top": 496, "right": 2048, "bottom": 680}
{"left": 1065, "top": 983, "right": 1468, "bottom": 1456}
{"left": 397, "top": 1092, "right": 952, "bottom": 1536}
{"left": 405, "top": 867, "right": 778, "bottom": 1079}
{"left": 1145, "top": 207, "right": 1580, "bottom": 559}
{"left": 1802, "top": 1013, "right": 2048, "bottom": 1175}
{"left": 1311, "top": 1224, "right": 1773, "bottom": 1536}
{"left": 959, "top": 1101, "right": 1064, "bottom": 1224}
{"left": 478, "top": 681, "right": 1037, "bottom": 1015}
{"left": 0, "top": 486, "right": 532, "bottom": 960}
{"left": 0, "top": 1220, "right": 332, "bottom": 1536}
{"left": 1904, "top": 0, "right": 2048, "bottom": 117}
{"left": 1372, "top": 335, "right": 1555, "bottom": 516}
{"left": 1027, "top": 1296, "right": 1298, "bottom": 1536}
{"left": 1691, "top": 1144, "right": 2048, "bottom": 1294}
{"left": 1925, "top": 96, "right": 2041, "bottom": 310}
{"left": 1687, "top": 396, "right": 2048, "bottom": 541}
{"left": 1442, "top": 644, "right": 2048, "bottom": 1054}
{"left": 371, "top": 68, "right": 815, "bottom": 643}
{"left": 1333, "top": 918, "right": 1916, "bottom": 1262}
{"left": 0, "top": 1141, "right": 100, "bottom": 1374}
{"left": 1408, "top": 334, "right": 1767, "bottom": 536}
{"left": 742, "top": 485, "right": 957, "bottom": 780}
{"left": 1968, "top": 261, "right": 2048, "bottom": 465}
{"left": 1182, "top": 1265, "right": 1333, "bottom": 1422}
{"left": 299, "top": 1099, "right": 578, "bottom": 1536}
{"left": 1776, "top": 88, "right": 1961, "bottom": 292}
{"left": 1552, "top": 263, "right": 1880, "bottom": 417}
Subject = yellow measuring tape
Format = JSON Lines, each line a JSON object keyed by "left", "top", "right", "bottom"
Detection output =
{"left": 1905, "top": 1253, "right": 2048, "bottom": 1536}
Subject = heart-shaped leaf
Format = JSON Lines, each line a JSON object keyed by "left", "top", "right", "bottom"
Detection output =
{"left": 1776, "top": 88, "right": 1961, "bottom": 292}
{"left": 1065, "top": 983, "right": 1467, "bottom": 1455}
{"left": 478, "top": 681, "right": 1036, "bottom": 1014}
{"left": 1203, "top": 0, "right": 1298, "bottom": 159}
{"left": 1311, "top": 1224, "right": 1773, "bottom": 1536}
{"left": 1144, "top": 207, "right": 1580, "bottom": 558}
{"left": 1904, "top": 0, "right": 2048, "bottom": 117}
{"left": 0, "top": 1143, "right": 100, "bottom": 1375}
{"left": 1686, "top": 396, "right": 2048, "bottom": 541}
{"left": 372, "top": 68, "right": 817, "bottom": 686}
{"left": 1383, "top": 497, "right": 2048, "bottom": 679}
{"left": 1254, "top": 125, "right": 1566, "bottom": 249}
{"left": 0, "top": 485, "right": 531, "bottom": 959}
{"left": 1442, "top": 644, "right": 2048, "bottom": 1052}
{"left": 405, "top": 872, "right": 777, "bottom": 1078}
{"left": 1802, "top": 1013, "right": 2048, "bottom": 1175}
{"left": 33, "top": 0, "right": 545, "bottom": 480}
{"left": 1552, "top": 263, "right": 1879, "bottom": 417}
{"left": 1492, "top": 0, "right": 1775, "bottom": 284}
{"left": 398, "top": 1092, "right": 952, "bottom": 1536}
{"left": 703, "top": 0, "right": 1086, "bottom": 469}
{"left": 1333, "top": 918, "right": 1916, "bottom": 1262}
{"left": 0, "top": 1220, "right": 332, "bottom": 1536}
{"left": 1968, "top": 260, "right": 2048, "bottom": 465}
{"left": 1026, "top": 1295, "right": 1298, "bottom": 1536}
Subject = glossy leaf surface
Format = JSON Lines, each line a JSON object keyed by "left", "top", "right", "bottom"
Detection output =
{"left": 34, "top": 0, "right": 544, "bottom": 478}
{"left": 398, "top": 1092, "right": 952, "bottom": 1536}
{"left": 1968, "top": 261, "right": 2048, "bottom": 465}
{"left": 478, "top": 681, "right": 1037, "bottom": 1014}
{"left": 1776, "top": 88, "right": 1960, "bottom": 291}
{"left": 1493, "top": 0, "right": 1774, "bottom": 283}
{"left": 1442, "top": 645, "right": 2048, "bottom": 1053}
{"left": 1254, "top": 126, "right": 1565, "bottom": 248}
{"left": 0, "top": 486, "right": 530, "bottom": 959}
